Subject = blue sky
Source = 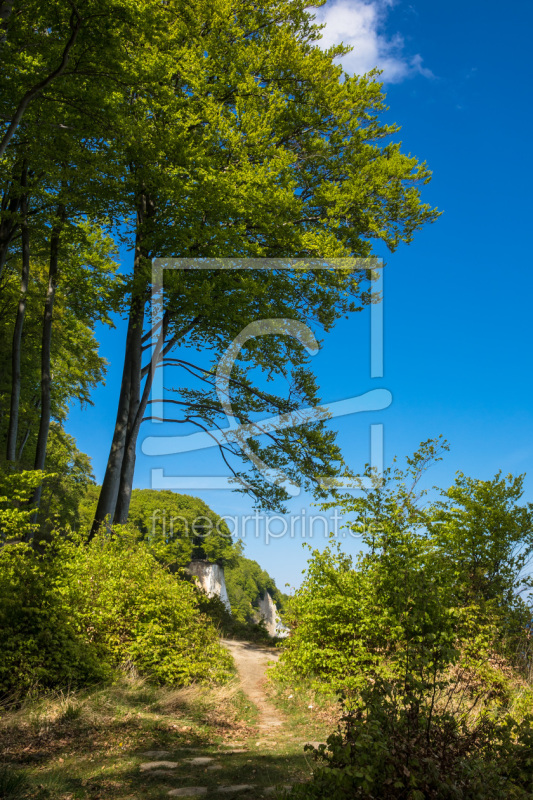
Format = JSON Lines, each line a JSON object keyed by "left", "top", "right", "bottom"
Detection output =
{"left": 68, "top": 0, "right": 533, "bottom": 592}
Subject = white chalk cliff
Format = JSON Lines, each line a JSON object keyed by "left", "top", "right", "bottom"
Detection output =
{"left": 187, "top": 560, "right": 231, "bottom": 612}
{"left": 187, "top": 559, "right": 288, "bottom": 637}
{"left": 257, "top": 590, "right": 289, "bottom": 638}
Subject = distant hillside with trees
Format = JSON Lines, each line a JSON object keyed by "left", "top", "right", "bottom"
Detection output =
{"left": 79, "top": 486, "right": 287, "bottom": 621}
{"left": 226, "top": 556, "right": 289, "bottom": 624}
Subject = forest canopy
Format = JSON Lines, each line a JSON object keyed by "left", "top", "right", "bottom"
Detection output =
{"left": 0, "top": 0, "right": 438, "bottom": 537}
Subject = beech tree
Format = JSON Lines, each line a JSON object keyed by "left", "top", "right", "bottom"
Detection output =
{"left": 1, "top": 0, "right": 124, "bottom": 518}
{"left": 90, "top": 0, "right": 439, "bottom": 534}
{"left": 0, "top": 0, "right": 440, "bottom": 536}
{"left": 0, "top": 221, "right": 118, "bottom": 528}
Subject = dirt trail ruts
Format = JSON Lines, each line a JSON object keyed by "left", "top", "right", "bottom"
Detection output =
{"left": 221, "top": 639, "right": 283, "bottom": 732}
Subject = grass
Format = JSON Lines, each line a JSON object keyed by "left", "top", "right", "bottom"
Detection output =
{"left": 266, "top": 676, "right": 339, "bottom": 739}
{"left": 0, "top": 667, "right": 337, "bottom": 800}
{"left": 0, "top": 763, "right": 30, "bottom": 799}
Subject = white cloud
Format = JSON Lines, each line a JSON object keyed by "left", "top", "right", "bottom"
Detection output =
{"left": 312, "top": 0, "right": 433, "bottom": 83}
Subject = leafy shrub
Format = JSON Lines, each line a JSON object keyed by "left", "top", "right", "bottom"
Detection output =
{"left": 64, "top": 530, "right": 233, "bottom": 685}
{"left": 0, "top": 469, "right": 44, "bottom": 543}
{"left": 289, "top": 691, "right": 533, "bottom": 800}
{"left": 277, "top": 440, "right": 533, "bottom": 695}
{"left": 0, "top": 471, "right": 105, "bottom": 696}
{"left": 278, "top": 441, "right": 533, "bottom": 800}
{"left": 0, "top": 541, "right": 106, "bottom": 697}
{"left": 0, "top": 528, "right": 233, "bottom": 696}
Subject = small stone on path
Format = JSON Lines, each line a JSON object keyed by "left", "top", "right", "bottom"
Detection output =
{"left": 186, "top": 757, "right": 214, "bottom": 766}
{"left": 140, "top": 760, "right": 179, "bottom": 771}
{"left": 206, "top": 764, "right": 223, "bottom": 771}
{"left": 167, "top": 789, "right": 207, "bottom": 798}
{"left": 141, "top": 750, "right": 172, "bottom": 758}
{"left": 218, "top": 786, "right": 255, "bottom": 793}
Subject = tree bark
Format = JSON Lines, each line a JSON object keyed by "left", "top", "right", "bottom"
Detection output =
{"left": 17, "top": 426, "right": 31, "bottom": 460}
{"left": 0, "top": 226, "right": 14, "bottom": 280}
{"left": 114, "top": 314, "right": 167, "bottom": 524}
{"left": 112, "top": 307, "right": 144, "bottom": 525}
{"left": 88, "top": 296, "right": 141, "bottom": 538}
{"left": 90, "top": 193, "right": 152, "bottom": 536}
{"left": 6, "top": 168, "right": 29, "bottom": 462}
{"left": 30, "top": 205, "right": 65, "bottom": 518}
{"left": 0, "top": 184, "right": 23, "bottom": 284}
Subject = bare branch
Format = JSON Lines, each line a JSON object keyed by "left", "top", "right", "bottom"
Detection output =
{"left": 140, "top": 314, "right": 202, "bottom": 378}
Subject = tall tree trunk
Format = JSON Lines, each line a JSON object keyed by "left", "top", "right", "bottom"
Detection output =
{"left": 30, "top": 205, "right": 65, "bottom": 519}
{"left": 0, "top": 186, "right": 22, "bottom": 284}
{"left": 114, "top": 315, "right": 167, "bottom": 524}
{"left": 17, "top": 426, "right": 31, "bottom": 460}
{"left": 89, "top": 297, "right": 140, "bottom": 537}
{"left": 112, "top": 305, "right": 144, "bottom": 525}
{"left": 0, "top": 232, "right": 12, "bottom": 281}
{"left": 6, "top": 168, "right": 29, "bottom": 462}
{"left": 90, "top": 194, "right": 151, "bottom": 537}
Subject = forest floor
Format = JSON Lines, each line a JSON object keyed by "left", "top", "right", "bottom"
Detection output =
{"left": 0, "top": 640, "right": 337, "bottom": 800}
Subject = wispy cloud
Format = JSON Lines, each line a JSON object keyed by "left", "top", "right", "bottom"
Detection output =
{"left": 313, "top": 0, "right": 434, "bottom": 83}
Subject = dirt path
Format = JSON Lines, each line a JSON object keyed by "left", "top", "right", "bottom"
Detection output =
{"left": 221, "top": 639, "right": 284, "bottom": 733}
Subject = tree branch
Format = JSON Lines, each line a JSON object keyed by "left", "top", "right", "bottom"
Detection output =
{"left": 0, "top": 6, "right": 83, "bottom": 157}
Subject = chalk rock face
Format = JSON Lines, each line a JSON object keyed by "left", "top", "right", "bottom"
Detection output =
{"left": 187, "top": 560, "right": 231, "bottom": 612}
{"left": 257, "top": 591, "right": 289, "bottom": 638}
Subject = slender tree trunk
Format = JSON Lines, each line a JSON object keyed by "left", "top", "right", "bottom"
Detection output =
{"left": 0, "top": 190, "right": 22, "bottom": 284}
{"left": 0, "top": 233, "right": 12, "bottom": 281}
{"left": 112, "top": 306, "right": 143, "bottom": 524}
{"left": 17, "top": 426, "right": 31, "bottom": 460}
{"left": 90, "top": 193, "right": 152, "bottom": 537}
{"left": 113, "top": 305, "right": 204, "bottom": 524}
{"left": 6, "top": 169, "right": 29, "bottom": 462}
{"left": 30, "top": 205, "right": 65, "bottom": 519}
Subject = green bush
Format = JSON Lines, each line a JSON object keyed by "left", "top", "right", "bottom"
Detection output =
{"left": 0, "top": 541, "right": 107, "bottom": 697}
{"left": 64, "top": 530, "right": 233, "bottom": 685}
{"left": 278, "top": 440, "right": 533, "bottom": 800}
{"left": 0, "top": 469, "right": 44, "bottom": 544}
{"left": 0, "top": 529, "right": 233, "bottom": 697}
{"left": 289, "top": 691, "right": 533, "bottom": 800}
{"left": 277, "top": 440, "right": 533, "bottom": 695}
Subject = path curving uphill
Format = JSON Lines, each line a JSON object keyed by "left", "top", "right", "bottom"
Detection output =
{"left": 221, "top": 638, "right": 283, "bottom": 732}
